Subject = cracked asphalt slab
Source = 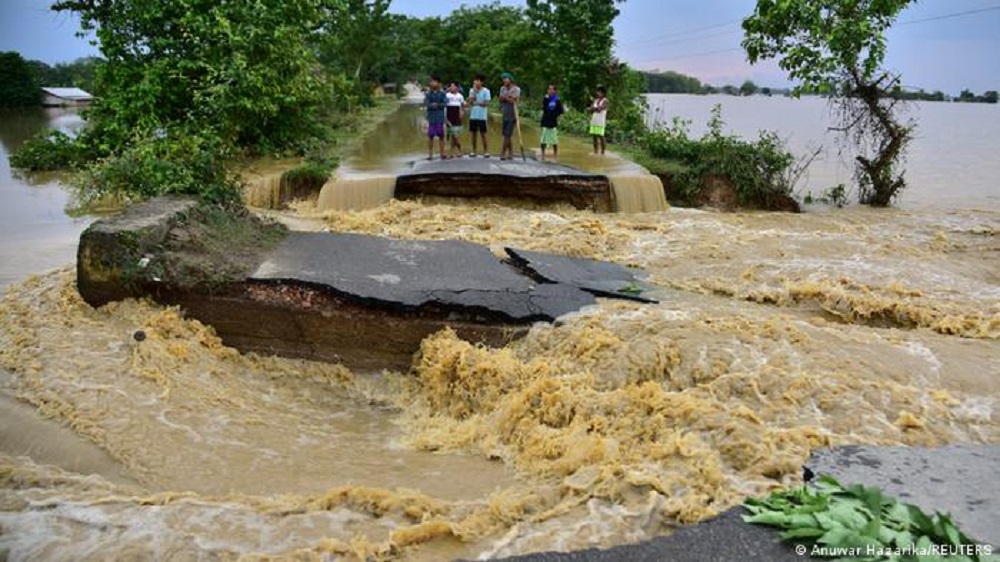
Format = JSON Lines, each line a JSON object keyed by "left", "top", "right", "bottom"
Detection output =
{"left": 252, "top": 232, "right": 653, "bottom": 323}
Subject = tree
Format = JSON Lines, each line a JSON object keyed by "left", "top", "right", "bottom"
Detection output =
{"left": 319, "top": 0, "right": 392, "bottom": 102}
{"left": 430, "top": 5, "right": 538, "bottom": 94}
{"left": 526, "top": 0, "right": 627, "bottom": 109}
{"left": 363, "top": 6, "right": 540, "bottom": 96}
{"left": 365, "top": 15, "right": 430, "bottom": 86}
{"left": 0, "top": 51, "right": 42, "bottom": 107}
{"left": 743, "top": 0, "right": 915, "bottom": 207}
{"left": 53, "top": 0, "right": 340, "bottom": 153}
{"left": 984, "top": 91, "right": 999, "bottom": 104}
{"left": 740, "top": 80, "right": 758, "bottom": 96}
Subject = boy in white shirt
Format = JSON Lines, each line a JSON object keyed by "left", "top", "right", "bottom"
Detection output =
{"left": 445, "top": 81, "right": 465, "bottom": 159}
{"left": 588, "top": 85, "right": 609, "bottom": 155}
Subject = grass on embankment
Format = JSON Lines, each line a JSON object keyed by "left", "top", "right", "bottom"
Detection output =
{"left": 125, "top": 201, "right": 288, "bottom": 292}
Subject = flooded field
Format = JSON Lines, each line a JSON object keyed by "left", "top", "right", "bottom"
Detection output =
{"left": 1, "top": 98, "right": 999, "bottom": 560}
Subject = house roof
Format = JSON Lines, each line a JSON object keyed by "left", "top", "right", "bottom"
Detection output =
{"left": 41, "top": 87, "right": 93, "bottom": 100}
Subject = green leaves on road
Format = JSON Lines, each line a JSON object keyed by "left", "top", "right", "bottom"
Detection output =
{"left": 743, "top": 475, "right": 994, "bottom": 561}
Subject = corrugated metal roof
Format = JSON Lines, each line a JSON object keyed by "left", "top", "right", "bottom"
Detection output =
{"left": 41, "top": 87, "right": 93, "bottom": 100}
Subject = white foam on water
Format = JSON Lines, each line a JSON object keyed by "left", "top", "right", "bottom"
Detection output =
{"left": 952, "top": 396, "right": 994, "bottom": 425}
{"left": 900, "top": 341, "right": 943, "bottom": 374}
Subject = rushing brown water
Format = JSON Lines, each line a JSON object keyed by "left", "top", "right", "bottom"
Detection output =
{"left": 1, "top": 99, "right": 999, "bottom": 560}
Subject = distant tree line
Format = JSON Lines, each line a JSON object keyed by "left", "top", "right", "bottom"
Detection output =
{"left": 956, "top": 89, "right": 998, "bottom": 104}
{"left": 0, "top": 51, "right": 101, "bottom": 107}
{"left": 892, "top": 88, "right": 997, "bottom": 104}
{"left": 642, "top": 68, "right": 998, "bottom": 105}
{"left": 642, "top": 71, "right": 789, "bottom": 97}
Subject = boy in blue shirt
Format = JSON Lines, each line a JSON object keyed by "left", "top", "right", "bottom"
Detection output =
{"left": 424, "top": 75, "right": 447, "bottom": 160}
{"left": 466, "top": 73, "right": 491, "bottom": 157}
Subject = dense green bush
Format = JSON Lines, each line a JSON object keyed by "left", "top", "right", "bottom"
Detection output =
{"left": 72, "top": 129, "right": 241, "bottom": 207}
{"left": 641, "top": 105, "right": 796, "bottom": 206}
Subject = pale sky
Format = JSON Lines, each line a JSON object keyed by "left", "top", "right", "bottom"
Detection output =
{"left": 1, "top": 0, "right": 997, "bottom": 93}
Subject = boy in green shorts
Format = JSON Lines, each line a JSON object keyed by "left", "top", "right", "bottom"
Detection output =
{"left": 588, "top": 86, "right": 609, "bottom": 155}
{"left": 539, "top": 83, "right": 564, "bottom": 160}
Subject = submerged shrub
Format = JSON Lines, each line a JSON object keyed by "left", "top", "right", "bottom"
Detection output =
{"left": 642, "top": 105, "right": 796, "bottom": 206}
{"left": 281, "top": 160, "right": 335, "bottom": 190}
{"left": 9, "top": 130, "right": 86, "bottom": 171}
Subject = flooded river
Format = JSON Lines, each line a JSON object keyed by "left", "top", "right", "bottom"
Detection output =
{"left": 1, "top": 98, "right": 998, "bottom": 560}
{"left": 647, "top": 94, "right": 1000, "bottom": 211}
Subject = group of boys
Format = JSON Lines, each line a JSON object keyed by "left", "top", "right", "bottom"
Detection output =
{"left": 424, "top": 72, "right": 609, "bottom": 161}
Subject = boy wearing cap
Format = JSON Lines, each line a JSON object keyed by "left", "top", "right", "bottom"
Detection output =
{"left": 498, "top": 72, "right": 520, "bottom": 160}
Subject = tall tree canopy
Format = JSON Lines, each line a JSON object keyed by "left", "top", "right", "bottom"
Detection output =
{"left": 526, "top": 0, "right": 627, "bottom": 109}
{"left": 320, "top": 0, "right": 392, "bottom": 91}
{"left": 0, "top": 51, "right": 42, "bottom": 107}
{"left": 53, "top": 0, "right": 341, "bottom": 153}
{"left": 742, "top": 0, "right": 915, "bottom": 206}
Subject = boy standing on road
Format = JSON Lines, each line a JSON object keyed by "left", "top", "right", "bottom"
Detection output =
{"left": 588, "top": 86, "right": 609, "bottom": 155}
{"left": 424, "top": 75, "right": 447, "bottom": 160}
{"left": 445, "top": 81, "right": 465, "bottom": 158}
{"left": 467, "top": 74, "right": 491, "bottom": 157}
{"left": 498, "top": 72, "right": 520, "bottom": 160}
{"left": 540, "top": 84, "right": 564, "bottom": 160}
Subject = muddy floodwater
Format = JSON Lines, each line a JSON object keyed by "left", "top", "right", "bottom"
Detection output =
{"left": 1, "top": 98, "right": 999, "bottom": 560}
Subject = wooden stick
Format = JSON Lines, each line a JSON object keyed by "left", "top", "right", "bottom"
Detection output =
{"left": 514, "top": 101, "right": 526, "bottom": 162}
